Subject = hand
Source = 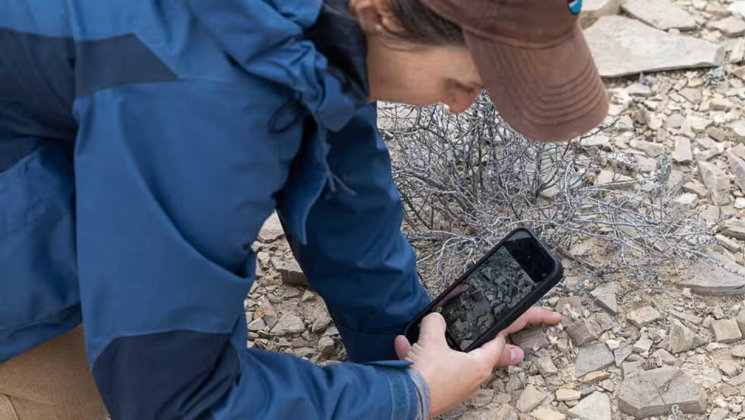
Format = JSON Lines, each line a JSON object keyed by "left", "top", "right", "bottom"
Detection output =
{"left": 394, "top": 307, "right": 562, "bottom": 418}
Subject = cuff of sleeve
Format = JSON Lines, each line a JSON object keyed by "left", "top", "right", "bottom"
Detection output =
{"left": 376, "top": 366, "right": 419, "bottom": 420}
{"left": 332, "top": 318, "right": 400, "bottom": 363}
{"left": 406, "top": 368, "right": 431, "bottom": 420}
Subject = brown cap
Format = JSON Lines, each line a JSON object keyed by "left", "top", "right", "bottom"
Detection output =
{"left": 421, "top": 0, "right": 609, "bottom": 142}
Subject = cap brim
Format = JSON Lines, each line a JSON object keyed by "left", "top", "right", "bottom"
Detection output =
{"left": 466, "top": 23, "right": 609, "bottom": 142}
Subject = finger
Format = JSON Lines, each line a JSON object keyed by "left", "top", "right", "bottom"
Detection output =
{"left": 502, "top": 307, "right": 562, "bottom": 336}
{"left": 394, "top": 335, "right": 412, "bottom": 360}
{"left": 417, "top": 312, "right": 448, "bottom": 345}
{"left": 468, "top": 333, "right": 506, "bottom": 367}
{"left": 496, "top": 344, "right": 524, "bottom": 367}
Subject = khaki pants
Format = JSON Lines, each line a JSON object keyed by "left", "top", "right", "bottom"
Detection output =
{"left": 0, "top": 326, "right": 108, "bottom": 420}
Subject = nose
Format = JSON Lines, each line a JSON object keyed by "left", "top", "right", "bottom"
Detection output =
{"left": 444, "top": 90, "right": 481, "bottom": 114}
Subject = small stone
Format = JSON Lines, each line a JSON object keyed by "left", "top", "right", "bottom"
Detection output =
{"left": 592, "top": 313, "right": 614, "bottom": 332}
{"left": 628, "top": 306, "right": 662, "bottom": 328}
{"left": 530, "top": 407, "right": 566, "bottom": 420}
{"left": 708, "top": 126, "right": 730, "bottom": 142}
{"left": 721, "top": 383, "right": 739, "bottom": 397}
{"left": 721, "top": 219, "right": 745, "bottom": 240}
{"left": 683, "top": 181, "right": 709, "bottom": 198}
{"left": 679, "top": 88, "right": 703, "bottom": 104}
{"left": 699, "top": 160, "right": 732, "bottom": 205}
{"left": 511, "top": 327, "right": 549, "bottom": 351}
{"left": 581, "top": 134, "right": 610, "bottom": 148}
{"left": 710, "top": 407, "right": 730, "bottom": 420}
{"left": 668, "top": 308, "right": 704, "bottom": 325}
{"left": 567, "top": 319, "right": 601, "bottom": 346}
{"left": 729, "top": 154, "right": 745, "bottom": 193}
{"left": 669, "top": 319, "right": 706, "bottom": 354}
{"left": 673, "top": 193, "right": 699, "bottom": 209}
{"left": 606, "top": 339, "right": 620, "bottom": 350}
{"left": 633, "top": 336, "right": 653, "bottom": 354}
{"left": 689, "top": 115, "right": 712, "bottom": 133}
{"left": 623, "top": 360, "right": 644, "bottom": 378}
{"left": 626, "top": 83, "right": 653, "bottom": 97}
{"left": 515, "top": 384, "right": 545, "bottom": 413}
{"left": 712, "top": 97, "right": 734, "bottom": 111}
{"left": 672, "top": 136, "right": 693, "bottom": 163}
{"left": 720, "top": 360, "right": 742, "bottom": 377}
{"left": 301, "top": 289, "right": 316, "bottom": 302}
{"left": 581, "top": 371, "right": 610, "bottom": 383}
{"left": 468, "top": 389, "right": 495, "bottom": 408}
{"left": 733, "top": 120, "right": 745, "bottom": 142}
{"left": 615, "top": 344, "right": 634, "bottom": 366}
{"left": 732, "top": 344, "right": 745, "bottom": 358}
{"left": 530, "top": 349, "right": 558, "bottom": 376}
{"left": 258, "top": 212, "right": 284, "bottom": 243}
{"left": 710, "top": 16, "right": 745, "bottom": 37}
{"left": 590, "top": 282, "right": 619, "bottom": 315}
{"left": 622, "top": 0, "right": 696, "bottom": 31}
{"left": 712, "top": 319, "right": 743, "bottom": 343}
{"left": 738, "top": 310, "right": 745, "bottom": 335}
{"left": 248, "top": 318, "right": 266, "bottom": 332}
{"left": 617, "top": 115, "right": 635, "bottom": 131}
{"left": 567, "top": 391, "right": 612, "bottom": 420}
{"left": 736, "top": 197, "right": 745, "bottom": 209}
{"left": 652, "top": 348, "right": 676, "bottom": 366}
{"left": 575, "top": 343, "right": 615, "bottom": 377}
{"left": 273, "top": 259, "right": 310, "bottom": 287}
{"left": 270, "top": 313, "right": 305, "bottom": 336}
{"left": 665, "top": 113, "right": 686, "bottom": 129}
{"left": 618, "top": 367, "right": 707, "bottom": 417}
{"left": 729, "top": 370, "right": 745, "bottom": 386}
{"left": 716, "top": 234, "right": 742, "bottom": 253}
{"left": 317, "top": 336, "right": 335, "bottom": 357}
{"left": 556, "top": 388, "right": 581, "bottom": 402}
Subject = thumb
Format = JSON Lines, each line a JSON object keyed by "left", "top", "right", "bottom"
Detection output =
{"left": 417, "top": 312, "right": 448, "bottom": 345}
{"left": 468, "top": 333, "right": 507, "bottom": 367}
{"left": 394, "top": 335, "right": 412, "bottom": 360}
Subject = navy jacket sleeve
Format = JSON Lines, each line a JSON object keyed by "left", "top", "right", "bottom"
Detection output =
{"left": 279, "top": 104, "right": 432, "bottom": 363}
{"left": 73, "top": 79, "right": 418, "bottom": 420}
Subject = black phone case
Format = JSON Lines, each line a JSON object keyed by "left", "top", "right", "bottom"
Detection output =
{"left": 403, "top": 227, "right": 563, "bottom": 352}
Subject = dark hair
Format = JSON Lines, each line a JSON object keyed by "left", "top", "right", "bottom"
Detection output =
{"left": 387, "top": 0, "right": 464, "bottom": 47}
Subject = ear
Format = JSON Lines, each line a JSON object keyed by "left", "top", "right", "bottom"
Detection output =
{"left": 349, "top": 0, "right": 397, "bottom": 34}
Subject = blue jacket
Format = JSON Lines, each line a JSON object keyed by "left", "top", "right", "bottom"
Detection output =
{"left": 0, "top": 1, "right": 432, "bottom": 418}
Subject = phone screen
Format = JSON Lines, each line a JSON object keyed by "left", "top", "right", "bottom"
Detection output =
{"left": 434, "top": 230, "right": 552, "bottom": 351}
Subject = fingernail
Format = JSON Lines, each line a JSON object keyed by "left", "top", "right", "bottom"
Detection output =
{"left": 510, "top": 348, "right": 519, "bottom": 363}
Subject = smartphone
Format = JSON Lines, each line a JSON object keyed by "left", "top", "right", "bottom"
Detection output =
{"left": 403, "top": 227, "right": 563, "bottom": 352}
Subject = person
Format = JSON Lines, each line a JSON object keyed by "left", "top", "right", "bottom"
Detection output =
{"left": 0, "top": 0, "right": 608, "bottom": 418}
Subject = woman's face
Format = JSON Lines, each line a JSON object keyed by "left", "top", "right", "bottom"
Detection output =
{"left": 366, "top": 37, "right": 484, "bottom": 114}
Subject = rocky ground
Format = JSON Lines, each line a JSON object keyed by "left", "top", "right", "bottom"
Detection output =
{"left": 243, "top": 0, "right": 745, "bottom": 418}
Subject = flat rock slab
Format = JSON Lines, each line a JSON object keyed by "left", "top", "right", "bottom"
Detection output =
{"left": 622, "top": 0, "right": 696, "bottom": 30}
{"left": 516, "top": 384, "right": 546, "bottom": 413}
{"left": 628, "top": 306, "right": 662, "bottom": 328}
{"left": 567, "top": 392, "right": 612, "bottom": 420}
{"left": 669, "top": 319, "right": 705, "bottom": 354}
{"left": 270, "top": 313, "right": 305, "bottom": 336}
{"left": 590, "top": 282, "right": 619, "bottom": 315}
{"left": 580, "top": 0, "right": 621, "bottom": 28}
{"left": 567, "top": 319, "right": 600, "bottom": 346}
{"left": 576, "top": 343, "right": 615, "bottom": 377}
{"left": 677, "top": 256, "right": 745, "bottom": 295}
{"left": 585, "top": 16, "right": 724, "bottom": 77}
{"left": 618, "top": 367, "right": 706, "bottom": 417}
{"left": 511, "top": 327, "right": 549, "bottom": 351}
{"left": 712, "top": 319, "right": 743, "bottom": 343}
